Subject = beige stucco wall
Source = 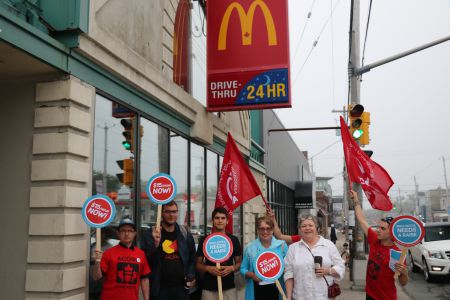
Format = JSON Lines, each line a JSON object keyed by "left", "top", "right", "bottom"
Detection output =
{"left": 82, "top": 0, "right": 250, "bottom": 151}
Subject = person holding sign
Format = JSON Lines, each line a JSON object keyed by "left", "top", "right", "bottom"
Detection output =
{"left": 93, "top": 218, "right": 151, "bottom": 300}
{"left": 196, "top": 207, "right": 242, "bottom": 300}
{"left": 349, "top": 190, "right": 408, "bottom": 300}
{"left": 141, "top": 200, "right": 196, "bottom": 300}
{"left": 240, "top": 216, "right": 288, "bottom": 300}
{"left": 284, "top": 215, "right": 345, "bottom": 300}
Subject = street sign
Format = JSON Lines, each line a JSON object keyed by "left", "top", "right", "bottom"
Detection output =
{"left": 254, "top": 250, "right": 284, "bottom": 282}
{"left": 203, "top": 232, "right": 233, "bottom": 263}
{"left": 145, "top": 173, "right": 177, "bottom": 205}
{"left": 390, "top": 215, "right": 425, "bottom": 247}
{"left": 82, "top": 195, "right": 116, "bottom": 228}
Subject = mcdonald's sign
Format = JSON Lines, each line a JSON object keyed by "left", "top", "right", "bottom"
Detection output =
{"left": 207, "top": 0, "right": 291, "bottom": 111}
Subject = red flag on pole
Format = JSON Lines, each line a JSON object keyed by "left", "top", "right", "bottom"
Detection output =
{"left": 215, "top": 133, "right": 269, "bottom": 233}
{"left": 339, "top": 116, "right": 394, "bottom": 211}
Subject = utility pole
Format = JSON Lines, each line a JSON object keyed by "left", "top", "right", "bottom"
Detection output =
{"left": 414, "top": 176, "right": 419, "bottom": 216}
{"left": 98, "top": 123, "right": 115, "bottom": 194}
{"left": 348, "top": 0, "right": 367, "bottom": 289}
{"left": 443, "top": 156, "right": 449, "bottom": 212}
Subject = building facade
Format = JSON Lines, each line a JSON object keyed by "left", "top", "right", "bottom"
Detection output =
{"left": 0, "top": 1, "right": 311, "bottom": 298}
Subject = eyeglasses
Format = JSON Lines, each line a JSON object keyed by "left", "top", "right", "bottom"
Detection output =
{"left": 258, "top": 227, "right": 273, "bottom": 232}
{"left": 381, "top": 217, "right": 394, "bottom": 225}
{"left": 163, "top": 210, "right": 178, "bottom": 215}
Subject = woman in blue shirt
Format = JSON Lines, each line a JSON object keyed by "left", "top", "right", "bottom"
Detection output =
{"left": 240, "top": 216, "right": 288, "bottom": 300}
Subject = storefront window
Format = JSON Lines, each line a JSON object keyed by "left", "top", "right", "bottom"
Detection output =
{"left": 190, "top": 143, "right": 205, "bottom": 243}
{"left": 170, "top": 134, "right": 188, "bottom": 226}
{"left": 90, "top": 95, "right": 137, "bottom": 298}
{"left": 139, "top": 118, "right": 169, "bottom": 234}
{"left": 206, "top": 150, "right": 218, "bottom": 234}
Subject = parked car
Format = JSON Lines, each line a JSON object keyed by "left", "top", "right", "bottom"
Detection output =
{"left": 408, "top": 222, "right": 450, "bottom": 281}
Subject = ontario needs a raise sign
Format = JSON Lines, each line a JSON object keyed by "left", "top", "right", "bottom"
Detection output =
{"left": 207, "top": 0, "right": 291, "bottom": 111}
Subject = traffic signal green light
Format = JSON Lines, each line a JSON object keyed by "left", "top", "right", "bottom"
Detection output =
{"left": 348, "top": 104, "right": 370, "bottom": 145}
{"left": 116, "top": 158, "right": 134, "bottom": 186}
{"left": 120, "top": 118, "right": 134, "bottom": 152}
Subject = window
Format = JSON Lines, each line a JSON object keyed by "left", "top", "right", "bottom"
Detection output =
{"left": 170, "top": 134, "right": 189, "bottom": 226}
{"left": 267, "top": 178, "right": 296, "bottom": 235}
{"left": 190, "top": 143, "right": 205, "bottom": 243}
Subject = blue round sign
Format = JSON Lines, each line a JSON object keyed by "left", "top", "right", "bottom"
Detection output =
{"left": 203, "top": 233, "right": 233, "bottom": 263}
{"left": 254, "top": 250, "right": 284, "bottom": 282}
{"left": 82, "top": 194, "right": 116, "bottom": 228}
{"left": 390, "top": 215, "right": 425, "bottom": 247}
{"left": 145, "top": 173, "right": 177, "bottom": 205}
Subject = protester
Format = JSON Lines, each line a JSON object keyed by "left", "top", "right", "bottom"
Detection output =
{"left": 93, "top": 218, "right": 151, "bottom": 300}
{"left": 349, "top": 190, "right": 408, "bottom": 299}
{"left": 284, "top": 215, "right": 345, "bottom": 300}
{"left": 141, "top": 201, "right": 196, "bottom": 300}
{"left": 196, "top": 207, "right": 242, "bottom": 300}
{"left": 330, "top": 224, "right": 337, "bottom": 244}
{"left": 240, "top": 216, "right": 288, "bottom": 300}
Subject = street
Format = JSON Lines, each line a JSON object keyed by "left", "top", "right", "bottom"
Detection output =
{"left": 403, "top": 271, "right": 450, "bottom": 300}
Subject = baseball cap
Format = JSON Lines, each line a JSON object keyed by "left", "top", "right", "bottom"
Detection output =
{"left": 118, "top": 218, "right": 136, "bottom": 230}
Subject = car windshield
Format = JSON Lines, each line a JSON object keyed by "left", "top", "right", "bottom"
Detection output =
{"left": 424, "top": 225, "right": 450, "bottom": 242}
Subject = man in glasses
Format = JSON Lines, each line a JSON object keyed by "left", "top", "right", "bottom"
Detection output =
{"left": 141, "top": 201, "right": 196, "bottom": 300}
{"left": 93, "top": 218, "right": 151, "bottom": 300}
{"left": 349, "top": 190, "right": 408, "bottom": 300}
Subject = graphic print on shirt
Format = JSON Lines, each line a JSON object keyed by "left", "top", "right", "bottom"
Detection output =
{"left": 367, "top": 252, "right": 382, "bottom": 280}
{"left": 162, "top": 239, "right": 180, "bottom": 259}
{"left": 117, "top": 262, "right": 139, "bottom": 284}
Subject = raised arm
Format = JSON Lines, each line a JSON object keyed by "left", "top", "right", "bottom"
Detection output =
{"left": 268, "top": 211, "right": 294, "bottom": 245}
{"left": 349, "top": 190, "right": 369, "bottom": 236}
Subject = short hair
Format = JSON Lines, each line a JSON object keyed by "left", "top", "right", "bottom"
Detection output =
{"left": 212, "top": 207, "right": 228, "bottom": 219}
{"left": 256, "top": 216, "right": 274, "bottom": 229}
{"left": 298, "top": 214, "right": 321, "bottom": 231}
{"left": 162, "top": 200, "right": 178, "bottom": 210}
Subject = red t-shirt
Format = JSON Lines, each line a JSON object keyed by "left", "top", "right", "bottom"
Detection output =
{"left": 100, "top": 244, "right": 151, "bottom": 300}
{"left": 365, "top": 228, "right": 400, "bottom": 300}
{"left": 291, "top": 235, "right": 301, "bottom": 243}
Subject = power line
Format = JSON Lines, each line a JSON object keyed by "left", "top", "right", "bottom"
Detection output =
{"left": 293, "top": 0, "right": 343, "bottom": 85}
{"left": 361, "top": 0, "right": 373, "bottom": 69}
{"left": 291, "top": 0, "right": 317, "bottom": 64}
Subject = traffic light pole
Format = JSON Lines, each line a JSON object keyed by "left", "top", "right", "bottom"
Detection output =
{"left": 348, "top": 0, "right": 368, "bottom": 289}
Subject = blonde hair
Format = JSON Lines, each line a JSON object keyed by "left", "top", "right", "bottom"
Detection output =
{"left": 256, "top": 216, "right": 274, "bottom": 229}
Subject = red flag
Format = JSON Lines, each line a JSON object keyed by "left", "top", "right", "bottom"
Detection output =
{"left": 340, "top": 116, "right": 394, "bottom": 211}
{"left": 215, "top": 133, "right": 268, "bottom": 233}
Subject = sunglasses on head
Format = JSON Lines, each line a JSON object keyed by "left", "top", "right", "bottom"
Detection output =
{"left": 381, "top": 217, "right": 394, "bottom": 225}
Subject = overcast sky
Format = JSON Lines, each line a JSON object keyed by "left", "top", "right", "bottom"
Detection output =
{"left": 273, "top": 0, "right": 450, "bottom": 199}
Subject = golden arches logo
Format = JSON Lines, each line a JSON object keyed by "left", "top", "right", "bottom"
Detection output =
{"left": 218, "top": 0, "right": 277, "bottom": 50}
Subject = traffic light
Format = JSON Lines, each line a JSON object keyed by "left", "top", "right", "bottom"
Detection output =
{"left": 121, "top": 118, "right": 134, "bottom": 152}
{"left": 116, "top": 158, "right": 134, "bottom": 186}
{"left": 348, "top": 104, "right": 370, "bottom": 146}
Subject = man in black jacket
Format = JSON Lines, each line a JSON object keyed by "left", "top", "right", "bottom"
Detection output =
{"left": 141, "top": 201, "right": 196, "bottom": 300}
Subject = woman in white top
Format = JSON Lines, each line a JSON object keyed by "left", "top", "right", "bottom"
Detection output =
{"left": 284, "top": 215, "right": 345, "bottom": 300}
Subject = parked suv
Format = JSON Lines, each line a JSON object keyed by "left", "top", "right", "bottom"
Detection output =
{"left": 408, "top": 222, "right": 450, "bottom": 281}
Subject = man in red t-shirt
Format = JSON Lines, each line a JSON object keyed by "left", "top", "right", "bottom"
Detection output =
{"left": 349, "top": 190, "right": 408, "bottom": 300}
{"left": 93, "top": 218, "right": 151, "bottom": 300}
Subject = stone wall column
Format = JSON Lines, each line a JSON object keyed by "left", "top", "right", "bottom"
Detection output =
{"left": 25, "top": 76, "right": 95, "bottom": 300}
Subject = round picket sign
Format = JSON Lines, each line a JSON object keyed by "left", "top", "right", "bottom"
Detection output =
{"left": 390, "top": 215, "right": 425, "bottom": 247}
{"left": 254, "top": 250, "right": 284, "bottom": 282}
{"left": 82, "top": 195, "right": 116, "bottom": 228}
{"left": 203, "top": 232, "right": 233, "bottom": 263}
{"left": 145, "top": 173, "right": 177, "bottom": 205}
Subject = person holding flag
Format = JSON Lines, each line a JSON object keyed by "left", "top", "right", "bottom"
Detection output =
{"left": 195, "top": 207, "right": 242, "bottom": 300}
{"left": 349, "top": 190, "right": 408, "bottom": 300}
